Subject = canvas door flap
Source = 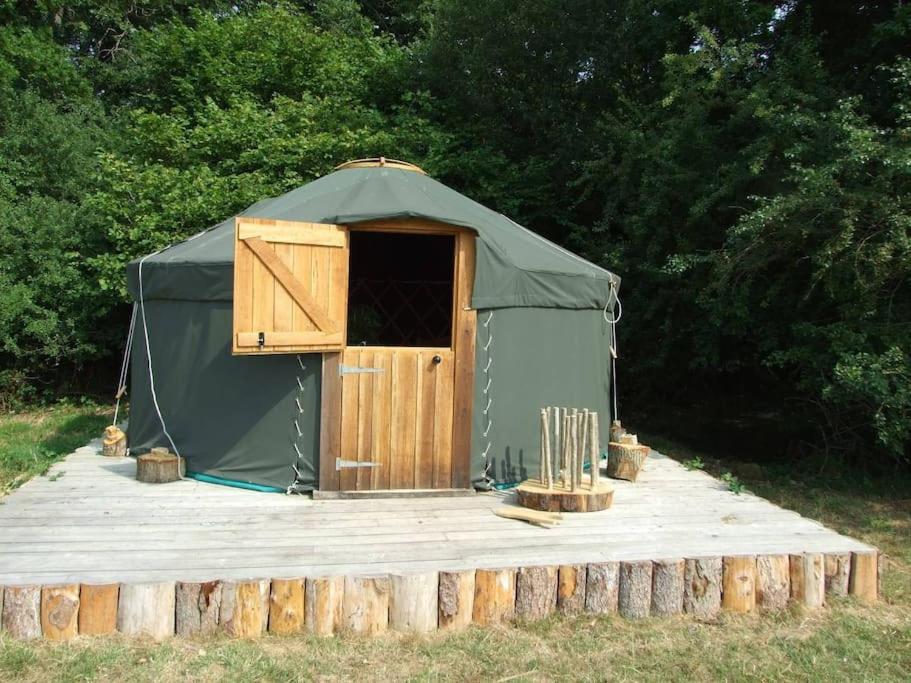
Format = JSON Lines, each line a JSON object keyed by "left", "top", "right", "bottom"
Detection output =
{"left": 233, "top": 217, "right": 349, "bottom": 354}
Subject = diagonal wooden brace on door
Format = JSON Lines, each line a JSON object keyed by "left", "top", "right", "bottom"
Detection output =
{"left": 243, "top": 236, "right": 335, "bottom": 332}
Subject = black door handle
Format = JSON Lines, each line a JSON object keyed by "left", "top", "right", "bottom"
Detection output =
{"left": 432, "top": 354, "right": 442, "bottom": 364}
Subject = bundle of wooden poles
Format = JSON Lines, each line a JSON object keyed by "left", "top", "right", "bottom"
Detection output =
{"left": 539, "top": 407, "right": 600, "bottom": 491}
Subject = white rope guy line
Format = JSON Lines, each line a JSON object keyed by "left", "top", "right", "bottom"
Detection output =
{"left": 602, "top": 280, "right": 622, "bottom": 424}
{"left": 481, "top": 311, "right": 495, "bottom": 478}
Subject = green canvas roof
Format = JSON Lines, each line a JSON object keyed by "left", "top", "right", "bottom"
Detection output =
{"left": 127, "top": 166, "right": 619, "bottom": 309}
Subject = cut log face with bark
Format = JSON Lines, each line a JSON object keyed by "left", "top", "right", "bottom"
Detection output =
{"left": 790, "top": 553, "right": 824, "bottom": 609}
{"left": 618, "top": 561, "right": 652, "bottom": 619}
{"left": 389, "top": 573, "right": 438, "bottom": 633}
{"left": 756, "top": 555, "right": 790, "bottom": 610}
{"left": 684, "top": 557, "right": 722, "bottom": 619}
{"left": 585, "top": 562, "right": 620, "bottom": 614}
{"left": 472, "top": 569, "right": 516, "bottom": 625}
{"left": 136, "top": 450, "right": 185, "bottom": 483}
{"left": 40, "top": 584, "right": 79, "bottom": 641}
{"left": 220, "top": 580, "right": 269, "bottom": 638}
{"left": 515, "top": 566, "right": 557, "bottom": 620}
{"left": 176, "top": 581, "right": 222, "bottom": 636}
{"left": 2, "top": 585, "right": 42, "bottom": 640}
{"left": 557, "top": 565, "right": 587, "bottom": 615}
{"left": 79, "top": 584, "right": 119, "bottom": 635}
{"left": 651, "top": 559, "right": 684, "bottom": 616}
{"left": 439, "top": 570, "right": 475, "bottom": 630}
{"left": 824, "top": 554, "right": 850, "bottom": 597}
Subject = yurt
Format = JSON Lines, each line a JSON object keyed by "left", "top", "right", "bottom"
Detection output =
{"left": 126, "top": 159, "right": 621, "bottom": 493}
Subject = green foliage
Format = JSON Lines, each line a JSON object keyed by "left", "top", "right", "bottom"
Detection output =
{"left": 720, "top": 471, "right": 745, "bottom": 495}
{"left": 683, "top": 456, "right": 704, "bottom": 471}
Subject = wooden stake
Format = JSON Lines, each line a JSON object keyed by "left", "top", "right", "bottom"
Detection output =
{"left": 553, "top": 407, "right": 561, "bottom": 486}
{"left": 78, "top": 584, "right": 119, "bottom": 635}
{"left": 722, "top": 556, "right": 756, "bottom": 613}
{"left": 541, "top": 409, "right": 553, "bottom": 488}
{"left": 651, "top": 559, "right": 684, "bottom": 616}
{"left": 472, "top": 568, "right": 516, "bottom": 625}
{"left": 584, "top": 561, "right": 619, "bottom": 614}
{"left": 579, "top": 410, "right": 589, "bottom": 488}
{"left": 589, "top": 412, "right": 600, "bottom": 488}
{"left": 176, "top": 581, "right": 222, "bottom": 636}
{"left": 824, "top": 553, "right": 850, "bottom": 597}
{"left": 515, "top": 566, "right": 557, "bottom": 620}
{"left": 389, "top": 572, "right": 438, "bottom": 633}
{"left": 40, "top": 584, "right": 79, "bottom": 641}
{"left": 117, "top": 582, "right": 176, "bottom": 640}
{"left": 683, "top": 557, "right": 722, "bottom": 619}
{"left": 558, "top": 564, "right": 587, "bottom": 615}
{"left": 618, "top": 561, "right": 652, "bottom": 619}
{"left": 849, "top": 551, "right": 878, "bottom": 603}
{"left": 342, "top": 576, "right": 389, "bottom": 635}
{"left": 561, "top": 412, "right": 570, "bottom": 488}
{"left": 305, "top": 576, "right": 344, "bottom": 636}
{"left": 439, "top": 570, "right": 475, "bottom": 631}
{"left": 790, "top": 553, "right": 824, "bottom": 609}
{"left": 269, "top": 578, "right": 305, "bottom": 635}
{"left": 2, "top": 586, "right": 41, "bottom": 639}
{"left": 756, "top": 555, "right": 790, "bottom": 610}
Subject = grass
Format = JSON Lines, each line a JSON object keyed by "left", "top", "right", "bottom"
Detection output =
{"left": 0, "top": 416, "right": 909, "bottom": 681}
{"left": 0, "top": 402, "right": 113, "bottom": 494}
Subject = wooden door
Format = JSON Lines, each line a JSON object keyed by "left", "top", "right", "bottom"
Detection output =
{"left": 336, "top": 347, "right": 455, "bottom": 490}
{"left": 233, "top": 217, "right": 348, "bottom": 354}
{"left": 320, "top": 224, "right": 476, "bottom": 491}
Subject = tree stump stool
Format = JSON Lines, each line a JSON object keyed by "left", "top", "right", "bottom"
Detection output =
{"left": 606, "top": 442, "right": 649, "bottom": 482}
{"left": 136, "top": 448, "right": 185, "bottom": 483}
{"left": 102, "top": 426, "right": 127, "bottom": 457}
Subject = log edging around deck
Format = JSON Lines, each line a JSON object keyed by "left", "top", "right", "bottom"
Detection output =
{"left": 0, "top": 550, "right": 880, "bottom": 641}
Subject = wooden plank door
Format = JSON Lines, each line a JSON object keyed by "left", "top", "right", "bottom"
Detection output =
{"left": 233, "top": 217, "right": 348, "bottom": 354}
{"left": 336, "top": 348, "right": 455, "bottom": 490}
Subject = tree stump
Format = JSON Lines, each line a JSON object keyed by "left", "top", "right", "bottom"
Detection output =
{"left": 557, "top": 565, "right": 587, "bottom": 615}
{"left": 2, "top": 585, "right": 41, "bottom": 639}
{"left": 722, "top": 556, "right": 756, "bottom": 613}
{"left": 585, "top": 562, "right": 620, "bottom": 614}
{"left": 102, "top": 426, "right": 127, "bottom": 457}
{"left": 516, "top": 478, "right": 613, "bottom": 513}
{"left": 606, "top": 443, "right": 649, "bottom": 482}
{"left": 389, "top": 573, "right": 438, "bottom": 633}
{"left": 136, "top": 449, "right": 184, "bottom": 483}
{"left": 756, "top": 555, "right": 790, "bottom": 610}
{"left": 515, "top": 566, "right": 557, "bottom": 620}
{"left": 849, "top": 551, "right": 878, "bottom": 603}
{"left": 824, "top": 553, "right": 850, "bottom": 597}
{"left": 79, "top": 584, "right": 119, "bottom": 635}
{"left": 790, "top": 553, "right": 824, "bottom": 609}
{"left": 176, "top": 581, "right": 222, "bottom": 636}
{"left": 651, "top": 559, "right": 684, "bottom": 616}
{"left": 41, "top": 584, "right": 80, "bottom": 641}
{"left": 439, "top": 570, "right": 475, "bottom": 631}
{"left": 683, "top": 557, "right": 722, "bottom": 619}
{"left": 269, "top": 579, "right": 305, "bottom": 635}
{"left": 305, "top": 576, "right": 344, "bottom": 636}
{"left": 342, "top": 576, "right": 390, "bottom": 635}
{"left": 117, "top": 582, "right": 176, "bottom": 639}
{"left": 472, "top": 568, "right": 516, "bottom": 625}
{"left": 220, "top": 580, "right": 269, "bottom": 638}
{"left": 618, "top": 561, "right": 652, "bottom": 619}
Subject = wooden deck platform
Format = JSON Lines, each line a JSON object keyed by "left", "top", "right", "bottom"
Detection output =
{"left": 0, "top": 438, "right": 879, "bottom": 639}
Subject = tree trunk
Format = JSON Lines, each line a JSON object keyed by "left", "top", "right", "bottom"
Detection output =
{"left": 683, "top": 557, "right": 722, "bottom": 619}
{"left": 305, "top": 576, "right": 344, "bottom": 636}
{"left": 557, "top": 564, "right": 587, "bottom": 615}
{"left": 618, "top": 561, "right": 652, "bottom": 619}
{"left": 2, "top": 586, "right": 41, "bottom": 639}
{"left": 117, "top": 582, "right": 176, "bottom": 640}
{"left": 78, "top": 584, "right": 119, "bottom": 635}
{"left": 389, "top": 573, "right": 438, "bottom": 633}
{"left": 472, "top": 569, "right": 516, "bottom": 625}
{"left": 515, "top": 566, "right": 557, "bottom": 620}
{"left": 722, "top": 556, "right": 756, "bottom": 613}
{"left": 439, "top": 570, "right": 475, "bottom": 631}
{"left": 651, "top": 559, "right": 684, "bottom": 616}
{"left": 756, "top": 555, "right": 790, "bottom": 610}
{"left": 176, "top": 581, "right": 222, "bottom": 637}
{"left": 585, "top": 562, "right": 620, "bottom": 614}
{"left": 40, "top": 584, "right": 79, "bottom": 641}
{"left": 269, "top": 579, "right": 305, "bottom": 635}
{"left": 342, "top": 576, "right": 390, "bottom": 635}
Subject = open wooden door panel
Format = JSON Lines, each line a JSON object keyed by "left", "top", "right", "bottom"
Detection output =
{"left": 233, "top": 217, "right": 349, "bottom": 354}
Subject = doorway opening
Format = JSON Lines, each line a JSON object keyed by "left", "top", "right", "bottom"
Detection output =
{"left": 346, "top": 231, "right": 455, "bottom": 348}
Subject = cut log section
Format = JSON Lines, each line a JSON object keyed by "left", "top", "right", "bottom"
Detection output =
{"left": 439, "top": 570, "right": 475, "bottom": 631}
{"left": 606, "top": 442, "right": 649, "bottom": 482}
{"left": 849, "top": 551, "right": 878, "bottom": 603}
{"left": 516, "top": 478, "right": 613, "bottom": 513}
{"left": 651, "top": 559, "right": 684, "bottom": 616}
{"left": 722, "top": 556, "right": 757, "bottom": 613}
{"left": 790, "top": 553, "right": 825, "bottom": 609}
{"left": 2, "top": 585, "right": 42, "bottom": 639}
{"left": 585, "top": 562, "right": 620, "bottom": 614}
{"left": 220, "top": 580, "right": 269, "bottom": 638}
{"left": 389, "top": 573, "right": 438, "bottom": 633}
{"left": 136, "top": 449, "right": 185, "bottom": 483}
{"left": 269, "top": 578, "right": 305, "bottom": 635}
{"left": 305, "top": 576, "right": 344, "bottom": 636}
{"left": 40, "top": 584, "right": 79, "bottom": 641}
{"left": 824, "top": 553, "right": 850, "bottom": 597}
{"left": 683, "top": 557, "right": 722, "bottom": 619}
{"left": 756, "top": 555, "right": 790, "bottom": 610}
{"left": 102, "top": 425, "right": 127, "bottom": 457}
{"left": 515, "top": 566, "right": 557, "bottom": 620}
{"left": 557, "top": 565, "right": 587, "bottom": 615}
{"left": 79, "top": 584, "right": 119, "bottom": 635}
{"left": 618, "top": 561, "right": 652, "bottom": 619}
{"left": 117, "top": 582, "right": 176, "bottom": 640}
{"left": 176, "top": 581, "right": 222, "bottom": 636}
{"left": 472, "top": 568, "right": 516, "bottom": 625}
{"left": 342, "top": 576, "right": 389, "bottom": 635}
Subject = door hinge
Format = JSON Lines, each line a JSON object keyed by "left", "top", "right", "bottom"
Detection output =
{"left": 339, "top": 364, "right": 385, "bottom": 376}
{"left": 336, "top": 458, "right": 381, "bottom": 470}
